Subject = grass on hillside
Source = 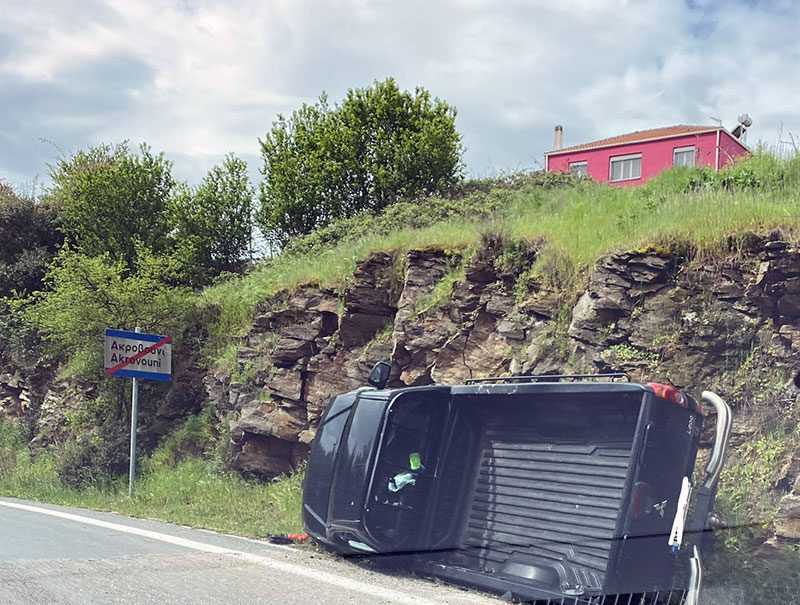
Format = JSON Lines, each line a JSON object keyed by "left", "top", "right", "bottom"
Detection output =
{"left": 0, "top": 419, "right": 303, "bottom": 537}
{"left": 204, "top": 157, "right": 800, "bottom": 359}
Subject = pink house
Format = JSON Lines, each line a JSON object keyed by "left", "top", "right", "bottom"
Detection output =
{"left": 545, "top": 124, "right": 750, "bottom": 186}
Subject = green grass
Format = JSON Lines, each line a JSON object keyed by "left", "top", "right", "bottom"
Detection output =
{"left": 413, "top": 260, "right": 466, "bottom": 315}
{"left": 203, "top": 218, "right": 482, "bottom": 348}
{"left": 0, "top": 420, "right": 304, "bottom": 537}
{"left": 203, "top": 157, "right": 800, "bottom": 362}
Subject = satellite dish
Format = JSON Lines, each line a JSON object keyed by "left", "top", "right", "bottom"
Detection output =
{"left": 732, "top": 113, "right": 753, "bottom": 139}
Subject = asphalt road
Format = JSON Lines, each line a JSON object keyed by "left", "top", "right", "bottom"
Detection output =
{"left": 0, "top": 498, "right": 498, "bottom": 605}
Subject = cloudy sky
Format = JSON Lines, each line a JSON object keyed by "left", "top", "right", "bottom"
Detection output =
{"left": 2, "top": 0, "right": 799, "bottom": 190}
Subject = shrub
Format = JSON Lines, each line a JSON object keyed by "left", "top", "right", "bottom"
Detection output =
{"left": 716, "top": 431, "right": 790, "bottom": 545}
{"left": 0, "top": 419, "right": 26, "bottom": 477}
{"left": 148, "top": 409, "right": 216, "bottom": 469}
{"left": 0, "top": 183, "right": 62, "bottom": 297}
{"left": 170, "top": 155, "right": 254, "bottom": 286}
{"left": 48, "top": 142, "right": 176, "bottom": 270}
{"left": 24, "top": 247, "right": 195, "bottom": 374}
{"left": 283, "top": 185, "right": 521, "bottom": 258}
{"left": 0, "top": 297, "right": 49, "bottom": 367}
{"left": 56, "top": 430, "right": 129, "bottom": 489}
{"left": 257, "top": 78, "right": 463, "bottom": 245}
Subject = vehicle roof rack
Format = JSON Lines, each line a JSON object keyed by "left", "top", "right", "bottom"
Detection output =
{"left": 464, "top": 373, "right": 630, "bottom": 385}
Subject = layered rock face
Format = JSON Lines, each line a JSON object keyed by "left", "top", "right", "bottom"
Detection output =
{"left": 202, "top": 234, "right": 800, "bottom": 542}
{"left": 0, "top": 371, "right": 27, "bottom": 419}
{"left": 3, "top": 233, "right": 799, "bottom": 540}
{"left": 206, "top": 255, "right": 399, "bottom": 477}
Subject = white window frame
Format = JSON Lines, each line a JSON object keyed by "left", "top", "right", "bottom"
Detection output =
{"left": 673, "top": 146, "right": 696, "bottom": 168}
{"left": 609, "top": 153, "right": 642, "bottom": 182}
{"left": 569, "top": 161, "right": 588, "bottom": 178}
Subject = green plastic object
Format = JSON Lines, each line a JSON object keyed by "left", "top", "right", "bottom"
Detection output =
{"left": 409, "top": 452, "right": 422, "bottom": 471}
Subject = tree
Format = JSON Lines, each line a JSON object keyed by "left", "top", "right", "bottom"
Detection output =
{"left": 257, "top": 78, "right": 463, "bottom": 245}
{"left": 48, "top": 143, "right": 175, "bottom": 269}
{"left": 0, "top": 182, "right": 62, "bottom": 297}
{"left": 24, "top": 246, "right": 193, "bottom": 373}
{"left": 170, "top": 154, "right": 254, "bottom": 285}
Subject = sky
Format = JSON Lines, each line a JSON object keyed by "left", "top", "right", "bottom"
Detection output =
{"left": 2, "top": 0, "right": 800, "bottom": 191}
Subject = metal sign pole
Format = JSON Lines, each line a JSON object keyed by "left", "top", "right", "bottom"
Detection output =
{"left": 128, "top": 326, "right": 141, "bottom": 497}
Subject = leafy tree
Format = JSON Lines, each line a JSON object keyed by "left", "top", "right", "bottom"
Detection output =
{"left": 24, "top": 246, "right": 194, "bottom": 373}
{"left": 48, "top": 143, "right": 175, "bottom": 269}
{"left": 170, "top": 154, "right": 254, "bottom": 285}
{"left": 257, "top": 78, "right": 463, "bottom": 245}
{"left": 0, "top": 182, "right": 62, "bottom": 297}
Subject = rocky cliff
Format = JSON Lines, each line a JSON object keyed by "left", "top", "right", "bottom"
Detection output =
{"left": 3, "top": 231, "right": 799, "bottom": 542}
{"left": 200, "top": 232, "right": 800, "bottom": 543}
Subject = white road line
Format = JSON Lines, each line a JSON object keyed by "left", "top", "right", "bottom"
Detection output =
{"left": 0, "top": 500, "right": 440, "bottom": 605}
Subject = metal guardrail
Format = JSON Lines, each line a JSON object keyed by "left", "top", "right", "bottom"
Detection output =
{"left": 465, "top": 373, "right": 630, "bottom": 385}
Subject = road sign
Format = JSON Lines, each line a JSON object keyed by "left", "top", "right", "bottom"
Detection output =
{"left": 104, "top": 328, "right": 172, "bottom": 382}
{"left": 104, "top": 327, "right": 173, "bottom": 496}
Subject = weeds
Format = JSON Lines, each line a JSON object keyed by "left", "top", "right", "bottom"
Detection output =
{"left": 603, "top": 343, "right": 660, "bottom": 368}
{"left": 413, "top": 260, "right": 466, "bottom": 316}
{"left": 717, "top": 430, "right": 796, "bottom": 546}
{"left": 0, "top": 418, "right": 304, "bottom": 537}
{"left": 204, "top": 155, "right": 800, "bottom": 367}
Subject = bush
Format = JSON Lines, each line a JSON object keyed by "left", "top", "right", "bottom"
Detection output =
{"left": 56, "top": 432, "right": 129, "bottom": 489}
{"left": 0, "top": 298, "right": 49, "bottom": 367}
{"left": 0, "top": 419, "right": 26, "bottom": 477}
{"left": 283, "top": 185, "right": 524, "bottom": 258}
{"left": 0, "top": 183, "right": 62, "bottom": 297}
{"left": 24, "top": 247, "right": 195, "bottom": 374}
{"left": 148, "top": 409, "right": 215, "bottom": 469}
{"left": 170, "top": 155, "right": 254, "bottom": 286}
{"left": 716, "top": 431, "right": 790, "bottom": 545}
{"left": 48, "top": 142, "right": 176, "bottom": 270}
{"left": 641, "top": 151, "right": 800, "bottom": 197}
{"left": 55, "top": 395, "right": 131, "bottom": 488}
{"left": 257, "top": 78, "right": 463, "bottom": 245}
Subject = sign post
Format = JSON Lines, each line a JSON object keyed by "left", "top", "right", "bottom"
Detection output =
{"left": 104, "top": 327, "right": 172, "bottom": 496}
{"left": 128, "top": 327, "right": 141, "bottom": 497}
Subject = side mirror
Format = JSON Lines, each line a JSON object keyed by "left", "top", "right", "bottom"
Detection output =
{"left": 368, "top": 361, "right": 391, "bottom": 389}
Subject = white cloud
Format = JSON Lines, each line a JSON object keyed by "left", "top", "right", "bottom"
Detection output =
{"left": 1, "top": 0, "right": 800, "bottom": 186}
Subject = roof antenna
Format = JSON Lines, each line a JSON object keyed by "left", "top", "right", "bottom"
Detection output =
{"left": 709, "top": 116, "right": 723, "bottom": 128}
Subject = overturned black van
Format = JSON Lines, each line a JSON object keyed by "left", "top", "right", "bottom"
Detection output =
{"left": 302, "top": 371, "right": 731, "bottom": 603}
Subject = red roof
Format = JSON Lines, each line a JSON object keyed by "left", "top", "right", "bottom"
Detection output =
{"left": 549, "top": 125, "right": 718, "bottom": 154}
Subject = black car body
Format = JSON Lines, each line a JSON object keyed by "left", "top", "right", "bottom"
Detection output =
{"left": 303, "top": 375, "right": 731, "bottom": 603}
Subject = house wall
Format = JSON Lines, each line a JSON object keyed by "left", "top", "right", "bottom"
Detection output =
{"left": 547, "top": 131, "right": 727, "bottom": 186}
{"left": 718, "top": 130, "right": 749, "bottom": 168}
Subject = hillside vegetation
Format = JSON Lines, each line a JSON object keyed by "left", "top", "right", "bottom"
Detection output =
{"left": 204, "top": 153, "right": 800, "bottom": 361}
{"left": 2, "top": 152, "right": 800, "bottom": 569}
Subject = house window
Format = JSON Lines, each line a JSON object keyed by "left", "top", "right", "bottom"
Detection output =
{"left": 609, "top": 154, "right": 642, "bottom": 182}
{"left": 673, "top": 146, "right": 696, "bottom": 168}
{"left": 569, "top": 161, "right": 588, "bottom": 178}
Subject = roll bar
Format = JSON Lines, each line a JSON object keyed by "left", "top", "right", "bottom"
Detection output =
{"left": 700, "top": 390, "right": 732, "bottom": 492}
{"left": 684, "top": 390, "right": 733, "bottom": 563}
{"left": 685, "top": 546, "right": 703, "bottom": 605}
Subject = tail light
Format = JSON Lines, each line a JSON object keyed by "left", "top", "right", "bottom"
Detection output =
{"left": 647, "top": 383, "right": 688, "bottom": 408}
